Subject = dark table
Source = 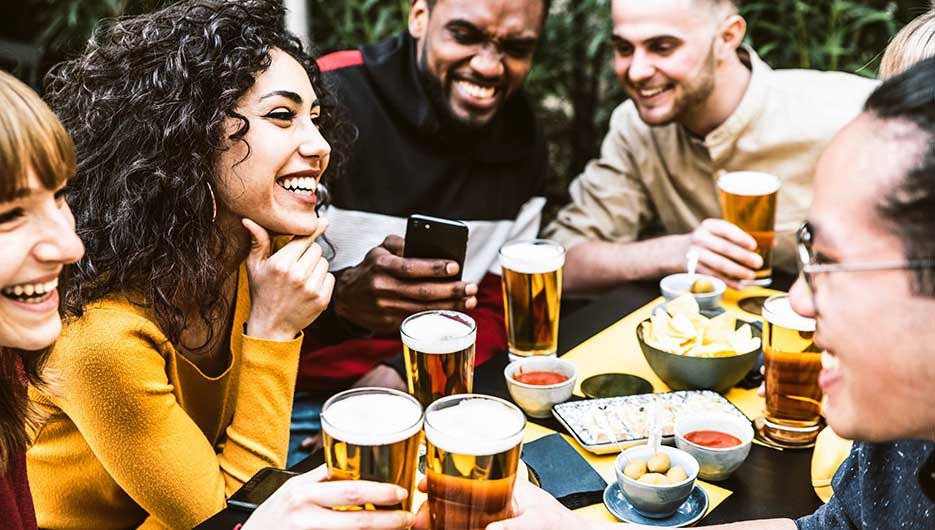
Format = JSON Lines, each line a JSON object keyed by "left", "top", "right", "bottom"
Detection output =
{"left": 197, "top": 274, "right": 822, "bottom": 528}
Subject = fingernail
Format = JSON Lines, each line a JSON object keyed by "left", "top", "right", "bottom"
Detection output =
{"left": 396, "top": 486, "right": 409, "bottom": 501}
{"left": 446, "top": 262, "right": 458, "bottom": 275}
{"left": 465, "top": 284, "right": 478, "bottom": 296}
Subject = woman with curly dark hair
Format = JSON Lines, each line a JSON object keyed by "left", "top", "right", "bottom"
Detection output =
{"left": 0, "top": 69, "right": 85, "bottom": 530}
{"left": 25, "top": 1, "right": 414, "bottom": 528}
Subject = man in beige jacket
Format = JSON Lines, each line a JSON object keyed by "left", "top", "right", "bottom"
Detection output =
{"left": 544, "top": 0, "right": 875, "bottom": 292}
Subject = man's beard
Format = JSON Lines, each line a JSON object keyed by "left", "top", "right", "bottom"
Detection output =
{"left": 671, "top": 47, "right": 716, "bottom": 126}
{"left": 634, "top": 41, "right": 717, "bottom": 127}
{"left": 418, "top": 45, "right": 492, "bottom": 133}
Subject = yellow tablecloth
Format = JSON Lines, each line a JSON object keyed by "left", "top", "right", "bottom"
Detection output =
{"left": 536, "top": 286, "right": 781, "bottom": 522}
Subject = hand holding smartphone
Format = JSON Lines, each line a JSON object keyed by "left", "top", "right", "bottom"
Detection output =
{"left": 403, "top": 214, "right": 469, "bottom": 280}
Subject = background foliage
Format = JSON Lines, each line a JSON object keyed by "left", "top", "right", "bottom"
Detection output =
{"left": 3, "top": 0, "right": 932, "bottom": 204}
{"left": 308, "top": 0, "right": 928, "bottom": 203}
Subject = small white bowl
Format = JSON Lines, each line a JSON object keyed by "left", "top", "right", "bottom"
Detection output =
{"left": 615, "top": 445, "right": 699, "bottom": 518}
{"left": 660, "top": 273, "right": 726, "bottom": 310}
{"left": 504, "top": 357, "right": 577, "bottom": 418}
{"left": 675, "top": 412, "right": 753, "bottom": 481}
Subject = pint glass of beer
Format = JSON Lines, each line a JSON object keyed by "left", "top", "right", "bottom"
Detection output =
{"left": 498, "top": 239, "right": 565, "bottom": 358}
{"left": 762, "top": 294, "right": 823, "bottom": 446}
{"left": 717, "top": 171, "right": 781, "bottom": 286}
{"left": 424, "top": 394, "right": 526, "bottom": 530}
{"left": 400, "top": 310, "right": 476, "bottom": 408}
{"left": 321, "top": 387, "right": 424, "bottom": 511}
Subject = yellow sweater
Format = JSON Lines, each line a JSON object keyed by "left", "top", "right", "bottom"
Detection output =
{"left": 27, "top": 265, "right": 301, "bottom": 529}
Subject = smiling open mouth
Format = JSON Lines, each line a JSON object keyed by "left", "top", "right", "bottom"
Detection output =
{"left": 454, "top": 79, "right": 497, "bottom": 100}
{"left": 636, "top": 84, "right": 672, "bottom": 99}
{"left": 1, "top": 278, "right": 58, "bottom": 304}
{"left": 277, "top": 176, "right": 316, "bottom": 196}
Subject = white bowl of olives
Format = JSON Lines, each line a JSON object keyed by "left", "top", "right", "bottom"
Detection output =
{"left": 614, "top": 445, "right": 699, "bottom": 518}
{"left": 660, "top": 273, "right": 726, "bottom": 310}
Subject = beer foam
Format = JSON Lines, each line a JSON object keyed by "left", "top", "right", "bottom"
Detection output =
{"left": 717, "top": 171, "right": 781, "bottom": 196}
{"left": 322, "top": 391, "right": 423, "bottom": 445}
{"left": 401, "top": 312, "right": 476, "bottom": 354}
{"left": 763, "top": 295, "right": 816, "bottom": 332}
{"left": 499, "top": 240, "right": 565, "bottom": 274}
{"left": 424, "top": 397, "right": 525, "bottom": 456}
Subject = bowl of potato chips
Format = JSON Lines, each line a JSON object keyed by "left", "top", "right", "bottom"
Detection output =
{"left": 637, "top": 294, "right": 761, "bottom": 393}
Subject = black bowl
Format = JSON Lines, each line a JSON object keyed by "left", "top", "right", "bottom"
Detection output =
{"left": 636, "top": 318, "right": 761, "bottom": 393}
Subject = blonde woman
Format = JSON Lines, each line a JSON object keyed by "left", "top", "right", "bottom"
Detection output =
{"left": 880, "top": 5, "right": 935, "bottom": 79}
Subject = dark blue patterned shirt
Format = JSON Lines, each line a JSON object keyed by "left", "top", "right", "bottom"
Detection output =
{"left": 796, "top": 440, "right": 935, "bottom": 530}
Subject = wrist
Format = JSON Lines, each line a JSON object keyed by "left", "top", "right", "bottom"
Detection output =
{"left": 244, "top": 321, "right": 298, "bottom": 341}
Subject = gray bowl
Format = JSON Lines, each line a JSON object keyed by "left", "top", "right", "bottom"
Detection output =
{"left": 660, "top": 273, "right": 726, "bottom": 310}
{"left": 615, "top": 445, "right": 699, "bottom": 518}
{"left": 636, "top": 318, "right": 761, "bottom": 393}
{"left": 675, "top": 412, "right": 754, "bottom": 481}
{"left": 504, "top": 357, "right": 577, "bottom": 418}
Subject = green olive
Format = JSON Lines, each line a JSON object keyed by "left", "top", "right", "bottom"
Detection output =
{"left": 623, "top": 460, "right": 648, "bottom": 480}
{"left": 637, "top": 473, "right": 670, "bottom": 485}
{"left": 690, "top": 278, "right": 716, "bottom": 294}
{"left": 666, "top": 466, "right": 688, "bottom": 482}
{"left": 647, "top": 452, "right": 671, "bottom": 474}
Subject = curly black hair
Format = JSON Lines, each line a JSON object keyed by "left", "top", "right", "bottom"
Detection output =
{"left": 45, "top": 0, "right": 346, "bottom": 345}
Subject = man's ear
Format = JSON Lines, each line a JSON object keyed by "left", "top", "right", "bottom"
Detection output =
{"left": 409, "top": 0, "right": 430, "bottom": 39}
{"left": 716, "top": 14, "right": 747, "bottom": 60}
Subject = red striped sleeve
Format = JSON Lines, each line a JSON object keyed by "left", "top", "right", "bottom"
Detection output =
{"left": 317, "top": 50, "right": 363, "bottom": 72}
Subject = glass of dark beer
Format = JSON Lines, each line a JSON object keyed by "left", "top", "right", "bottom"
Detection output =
{"left": 424, "top": 394, "right": 526, "bottom": 530}
{"left": 762, "top": 294, "right": 823, "bottom": 446}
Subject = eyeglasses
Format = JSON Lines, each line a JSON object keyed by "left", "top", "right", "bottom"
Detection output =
{"left": 796, "top": 222, "right": 935, "bottom": 295}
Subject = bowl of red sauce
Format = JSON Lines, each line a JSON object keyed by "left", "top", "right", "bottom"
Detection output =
{"left": 674, "top": 412, "right": 754, "bottom": 481}
{"left": 504, "top": 356, "right": 577, "bottom": 418}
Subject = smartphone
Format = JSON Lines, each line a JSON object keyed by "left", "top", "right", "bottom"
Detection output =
{"left": 227, "top": 467, "right": 298, "bottom": 512}
{"left": 403, "top": 214, "right": 469, "bottom": 280}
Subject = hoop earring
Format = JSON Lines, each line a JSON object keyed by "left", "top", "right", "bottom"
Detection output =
{"left": 206, "top": 181, "right": 217, "bottom": 223}
{"left": 315, "top": 182, "right": 329, "bottom": 207}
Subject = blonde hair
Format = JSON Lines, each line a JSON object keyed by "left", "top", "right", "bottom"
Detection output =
{"left": 0, "top": 70, "right": 75, "bottom": 472}
{"left": 0, "top": 70, "right": 75, "bottom": 201}
{"left": 880, "top": 8, "right": 935, "bottom": 80}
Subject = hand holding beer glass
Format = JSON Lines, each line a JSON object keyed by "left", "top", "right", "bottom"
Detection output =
{"left": 321, "top": 388, "right": 424, "bottom": 511}
{"left": 499, "top": 239, "right": 565, "bottom": 359}
{"left": 401, "top": 310, "right": 476, "bottom": 407}
{"left": 717, "top": 171, "right": 781, "bottom": 286}
{"left": 423, "top": 394, "right": 526, "bottom": 530}
{"left": 761, "top": 294, "right": 823, "bottom": 446}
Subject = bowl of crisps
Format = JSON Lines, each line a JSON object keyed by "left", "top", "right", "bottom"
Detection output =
{"left": 636, "top": 294, "right": 761, "bottom": 393}
{"left": 660, "top": 273, "right": 726, "bottom": 310}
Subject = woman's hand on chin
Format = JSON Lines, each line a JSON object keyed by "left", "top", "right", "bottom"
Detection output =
{"left": 241, "top": 217, "right": 334, "bottom": 340}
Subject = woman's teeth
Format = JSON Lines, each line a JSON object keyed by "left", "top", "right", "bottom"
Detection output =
{"left": 278, "top": 176, "right": 316, "bottom": 196}
{"left": 1, "top": 278, "right": 58, "bottom": 303}
{"left": 456, "top": 80, "right": 496, "bottom": 99}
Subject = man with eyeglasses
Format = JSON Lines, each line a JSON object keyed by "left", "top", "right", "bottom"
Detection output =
{"left": 543, "top": 0, "right": 876, "bottom": 293}
{"left": 479, "top": 56, "right": 935, "bottom": 530}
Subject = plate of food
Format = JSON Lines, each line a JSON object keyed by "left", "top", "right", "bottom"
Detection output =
{"left": 552, "top": 390, "right": 750, "bottom": 454}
